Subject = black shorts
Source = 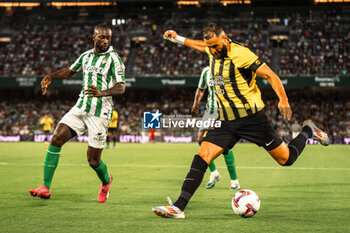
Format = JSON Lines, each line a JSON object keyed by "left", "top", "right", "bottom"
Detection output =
{"left": 202, "top": 109, "right": 282, "bottom": 153}
{"left": 108, "top": 127, "right": 117, "bottom": 133}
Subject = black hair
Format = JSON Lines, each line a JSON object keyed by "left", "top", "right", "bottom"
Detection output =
{"left": 94, "top": 23, "right": 111, "bottom": 32}
{"left": 202, "top": 23, "right": 224, "bottom": 40}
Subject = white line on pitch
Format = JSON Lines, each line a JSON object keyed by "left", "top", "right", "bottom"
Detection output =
{"left": 0, "top": 162, "right": 350, "bottom": 171}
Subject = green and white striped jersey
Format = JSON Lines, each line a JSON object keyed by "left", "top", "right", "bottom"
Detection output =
{"left": 198, "top": 66, "right": 218, "bottom": 114}
{"left": 70, "top": 47, "right": 125, "bottom": 120}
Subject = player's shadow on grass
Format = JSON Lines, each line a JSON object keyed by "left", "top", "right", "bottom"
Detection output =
{"left": 49, "top": 193, "right": 91, "bottom": 203}
{"left": 25, "top": 200, "right": 50, "bottom": 207}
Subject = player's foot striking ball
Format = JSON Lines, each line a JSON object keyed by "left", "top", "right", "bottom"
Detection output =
{"left": 29, "top": 23, "right": 125, "bottom": 202}
{"left": 153, "top": 23, "right": 329, "bottom": 218}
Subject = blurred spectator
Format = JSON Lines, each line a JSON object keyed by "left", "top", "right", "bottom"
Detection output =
{"left": 291, "top": 120, "right": 302, "bottom": 139}
{"left": 0, "top": 89, "right": 348, "bottom": 143}
{"left": 1, "top": 9, "right": 348, "bottom": 78}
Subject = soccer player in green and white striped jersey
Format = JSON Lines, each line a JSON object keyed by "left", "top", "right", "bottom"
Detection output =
{"left": 191, "top": 66, "right": 240, "bottom": 190}
{"left": 29, "top": 24, "right": 125, "bottom": 203}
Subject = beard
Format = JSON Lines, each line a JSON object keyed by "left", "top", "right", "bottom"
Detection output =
{"left": 96, "top": 43, "right": 109, "bottom": 53}
{"left": 213, "top": 44, "right": 228, "bottom": 60}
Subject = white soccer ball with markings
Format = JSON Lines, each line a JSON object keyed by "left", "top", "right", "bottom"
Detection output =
{"left": 232, "top": 189, "right": 260, "bottom": 218}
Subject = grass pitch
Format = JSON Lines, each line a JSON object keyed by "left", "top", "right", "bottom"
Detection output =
{"left": 0, "top": 142, "right": 349, "bottom": 233}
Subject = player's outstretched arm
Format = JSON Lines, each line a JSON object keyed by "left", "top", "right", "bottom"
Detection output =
{"left": 84, "top": 82, "right": 125, "bottom": 98}
{"left": 191, "top": 88, "right": 205, "bottom": 114}
{"left": 41, "top": 68, "right": 75, "bottom": 95}
{"left": 163, "top": 30, "right": 207, "bottom": 53}
{"left": 256, "top": 64, "right": 292, "bottom": 121}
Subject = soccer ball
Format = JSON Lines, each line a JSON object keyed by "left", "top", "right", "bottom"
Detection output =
{"left": 232, "top": 189, "right": 260, "bottom": 218}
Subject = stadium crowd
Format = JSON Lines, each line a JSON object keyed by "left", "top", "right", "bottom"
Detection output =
{"left": 0, "top": 9, "right": 349, "bottom": 77}
{"left": 0, "top": 22, "right": 130, "bottom": 78}
{"left": 279, "top": 11, "right": 350, "bottom": 77}
{"left": 0, "top": 89, "right": 349, "bottom": 144}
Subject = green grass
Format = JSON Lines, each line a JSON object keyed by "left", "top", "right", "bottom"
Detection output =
{"left": 0, "top": 142, "right": 350, "bottom": 233}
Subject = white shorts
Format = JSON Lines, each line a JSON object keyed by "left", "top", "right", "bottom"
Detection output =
{"left": 199, "top": 111, "right": 218, "bottom": 131}
{"left": 59, "top": 107, "right": 110, "bottom": 149}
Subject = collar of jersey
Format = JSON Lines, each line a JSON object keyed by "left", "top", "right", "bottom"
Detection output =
{"left": 91, "top": 46, "right": 114, "bottom": 56}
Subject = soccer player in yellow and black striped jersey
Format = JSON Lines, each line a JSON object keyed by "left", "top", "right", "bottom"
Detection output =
{"left": 106, "top": 109, "right": 118, "bottom": 149}
{"left": 152, "top": 23, "right": 330, "bottom": 219}
{"left": 40, "top": 114, "right": 54, "bottom": 142}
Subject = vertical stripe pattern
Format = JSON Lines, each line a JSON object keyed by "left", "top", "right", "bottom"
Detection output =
{"left": 218, "top": 59, "right": 239, "bottom": 120}
{"left": 205, "top": 40, "right": 265, "bottom": 121}
{"left": 94, "top": 53, "right": 111, "bottom": 117}
{"left": 72, "top": 47, "right": 125, "bottom": 119}
{"left": 229, "top": 61, "right": 253, "bottom": 116}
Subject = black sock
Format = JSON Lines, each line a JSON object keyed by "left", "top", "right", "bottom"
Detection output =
{"left": 113, "top": 137, "right": 116, "bottom": 146}
{"left": 284, "top": 126, "right": 312, "bottom": 166}
{"left": 106, "top": 136, "right": 110, "bottom": 146}
{"left": 174, "top": 155, "right": 208, "bottom": 211}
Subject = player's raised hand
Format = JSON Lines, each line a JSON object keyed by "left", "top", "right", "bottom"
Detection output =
{"left": 41, "top": 75, "right": 52, "bottom": 95}
{"left": 191, "top": 104, "right": 199, "bottom": 114}
{"left": 84, "top": 84, "right": 104, "bottom": 98}
{"left": 278, "top": 99, "right": 292, "bottom": 121}
{"left": 163, "top": 30, "right": 178, "bottom": 40}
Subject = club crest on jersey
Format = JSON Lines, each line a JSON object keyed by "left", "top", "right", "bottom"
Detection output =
{"left": 224, "top": 63, "right": 230, "bottom": 70}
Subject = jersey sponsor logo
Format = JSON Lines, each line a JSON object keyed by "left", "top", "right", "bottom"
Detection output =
{"left": 212, "top": 75, "right": 232, "bottom": 86}
{"left": 143, "top": 110, "right": 162, "bottom": 129}
{"left": 83, "top": 66, "right": 106, "bottom": 74}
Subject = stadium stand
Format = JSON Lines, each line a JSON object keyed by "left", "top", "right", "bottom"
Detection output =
{"left": 0, "top": 4, "right": 348, "bottom": 143}
{"left": 0, "top": 7, "right": 349, "bottom": 77}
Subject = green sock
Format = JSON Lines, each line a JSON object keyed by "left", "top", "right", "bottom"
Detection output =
{"left": 223, "top": 150, "right": 237, "bottom": 180}
{"left": 208, "top": 161, "right": 217, "bottom": 172}
{"left": 93, "top": 160, "right": 110, "bottom": 185}
{"left": 43, "top": 144, "right": 61, "bottom": 189}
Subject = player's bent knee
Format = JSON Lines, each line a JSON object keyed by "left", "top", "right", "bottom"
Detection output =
{"left": 278, "top": 156, "right": 289, "bottom": 166}
{"left": 267, "top": 143, "right": 290, "bottom": 166}
{"left": 198, "top": 142, "right": 224, "bottom": 164}
{"left": 50, "top": 134, "right": 64, "bottom": 147}
{"left": 88, "top": 159, "right": 100, "bottom": 168}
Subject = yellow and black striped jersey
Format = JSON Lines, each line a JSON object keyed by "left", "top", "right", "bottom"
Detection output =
{"left": 40, "top": 117, "right": 54, "bottom": 131}
{"left": 109, "top": 110, "right": 118, "bottom": 128}
{"left": 205, "top": 40, "right": 265, "bottom": 121}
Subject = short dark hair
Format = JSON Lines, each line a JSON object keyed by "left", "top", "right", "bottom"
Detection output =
{"left": 202, "top": 23, "right": 224, "bottom": 40}
{"left": 94, "top": 23, "right": 111, "bottom": 31}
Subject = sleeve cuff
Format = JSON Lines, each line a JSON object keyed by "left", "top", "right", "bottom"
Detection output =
{"left": 248, "top": 59, "right": 264, "bottom": 72}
